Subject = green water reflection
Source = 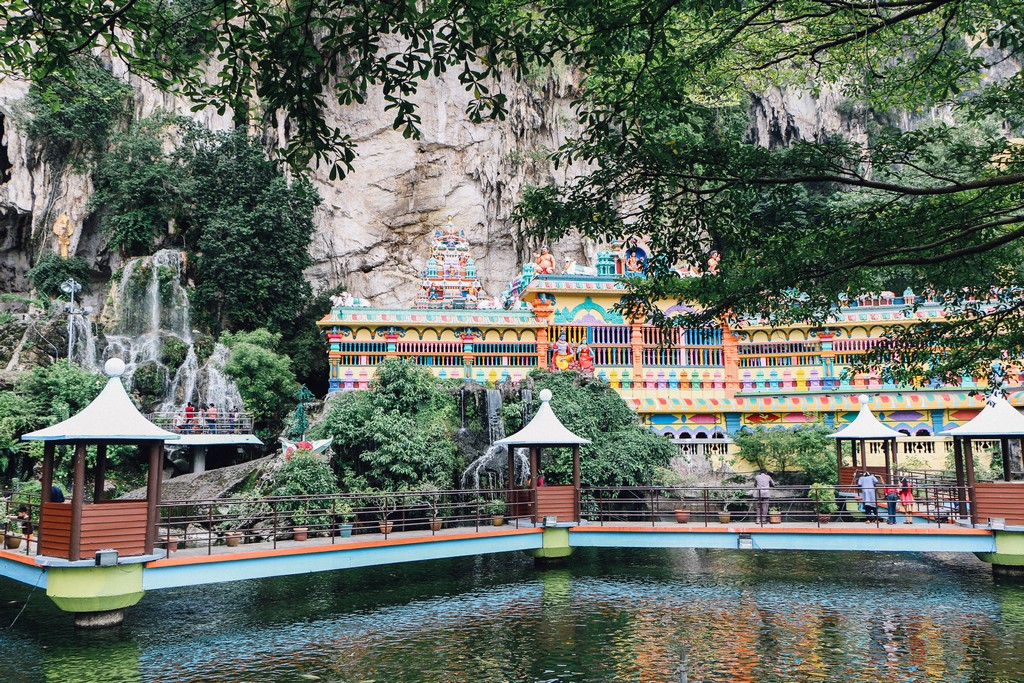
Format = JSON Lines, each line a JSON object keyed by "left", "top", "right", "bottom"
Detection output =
{"left": 1, "top": 549, "right": 1024, "bottom": 682}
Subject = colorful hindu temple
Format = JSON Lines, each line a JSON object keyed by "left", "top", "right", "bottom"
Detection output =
{"left": 317, "top": 218, "right": 1016, "bottom": 466}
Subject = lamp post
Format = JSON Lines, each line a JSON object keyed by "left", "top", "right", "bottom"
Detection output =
{"left": 60, "top": 278, "right": 92, "bottom": 365}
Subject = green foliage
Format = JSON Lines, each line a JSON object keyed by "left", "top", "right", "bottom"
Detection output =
{"left": 91, "top": 117, "right": 183, "bottom": 254}
{"left": 808, "top": 483, "right": 838, "bottom": 515}
{"left": 17, "top": 362, "right": 105, "bottom": 427}
{"left": 503, "top": 371, "right": 675, "bottom": 488}
{"left": 178, "top": 125, "right": 319, "bottom": 334}
{"left": 0, "top": 391, "right": 34, "bottom": 478}
{"left": 483, "top": 498, "right": 506, "bottom": 516}
{"left": 18, "top": 56, "right": 133, "bottom": 157}
{"left": 271, "top": 451, "right": 339, "bottom": 528}
{"left": 160, "top": 336, "right": 190, "bottom": 372}
{"left": 26, "top": 253, "right": 93, "bottom": 299}
{"left": 733, "top": 425, "right": 836, "bottom": 483}
{"left": 222, "top": 329, "right": 297, "bottom": 438}
{"left": 279, "top": 286, "right": 344, "bottom": 395}
{"left": 311, "top": 359, "right": 461, "bottom": 492}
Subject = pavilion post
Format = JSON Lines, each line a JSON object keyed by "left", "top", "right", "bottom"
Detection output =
{"left": 1000, "top": 437, "right": 1011, "bottom": 482}
{"left": 506, "top": 444, "right": 515, "bottom": 491}
{"left": 41, "top": 442, "right": 54, "bottom": 503}
{"left": 964, "top": 438, "right": 978, "bottom": 525}
{"left": 93, "top": 443, "right": 108, "bottom": 503}
{"left": 530, "top": 446, "right": 540, "bottom": 523}
{"left": 890, "top": 437, "right": 899, "bottom": 476}
{"left": 834, "top": 441, "right": 842, "bottom": 485}
{"left": 953, "top": 437, "right": 967, "bottom": 518}
{"left": 144, "top": 442, "right": 163, "bottom": 554}
{"left": 883, "top": 439, "right": 892, "bottom": 481}
{"left": 572, "top": 444, "right": 581, "bottom": 522}
{"left": 69, "top": 442, "right": 87, "bottom": 561}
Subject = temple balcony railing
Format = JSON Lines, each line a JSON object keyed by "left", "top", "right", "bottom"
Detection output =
{"left": 149, "top": 413, "right": 255, "bottom": 435}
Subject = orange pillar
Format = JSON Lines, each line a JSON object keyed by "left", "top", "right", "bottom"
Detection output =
{"left": 721, "top": 323, "right": 739, "bottom": 397}
{"left": 630, "top": 322, "right": 644, "bottom": 385}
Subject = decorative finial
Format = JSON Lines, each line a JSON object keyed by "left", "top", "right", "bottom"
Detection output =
{"left": 857, "top": 394, "right": 870, "bottom": 405}
{"left": 539, "top": 389, "right": 553, "bottom": 402}
{"left": 104, "top": 357, "right": 126, "bottom": 378}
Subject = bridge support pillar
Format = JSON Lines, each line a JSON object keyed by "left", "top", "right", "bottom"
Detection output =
{"left": 46, "top": 564, "right": 145, "bottom": 628}
{"left": 526, "top": 527, "right": 574, "bottom": 566}
{"left": 975, "top": 530, "right": 1024, "bottom": 578}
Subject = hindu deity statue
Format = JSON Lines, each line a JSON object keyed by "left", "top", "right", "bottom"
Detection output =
{"left": 624, "top": 250, "right": 643, "bottom": 273}
{"left": 576, "top": 342, "right": 594, "bottom": 373}
{"left": 550, "top": 333, "right": 575, "bottom": 371}
{"left": 534, "top": 246, "right": 556, "bottom": 274}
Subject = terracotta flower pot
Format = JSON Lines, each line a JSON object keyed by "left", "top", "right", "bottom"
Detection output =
{"left": 379, "top": 521, "right": 394, "bottom": 534}
{"left": 293, "top": 527, "right": 309, "bottom": 542}
{"left": 769, "top": 514, "right": 782, "bottom": 524}
{"left": 674, "top": 509, "right": 690, "bottom": 524}
{"left": 718, "top": 512, "right": 731, "bottom": 524}
{"left": 429, "top": 519, "right": 443, "bottom": 532}
{"left": 224, "top": 532, "right": 242, "bottom": 547}
{"left": 491, "top": 515, "right": 504, "bottom": 527}
{"left": 163, "top": 538, "right": 179, "bottom": 552}
{"left": 5, "top": 534, "right": 22, "bottom": 550}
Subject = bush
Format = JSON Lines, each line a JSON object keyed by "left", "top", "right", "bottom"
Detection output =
{"left": 26, "top": 253, "right": 93, "bottom": 298}
{"left": 19, "top": 56, "right": 133, "bottom": 157}
{"left": 272, "top": 451, "right": 340, "bottom": 529}
{"left": 733, "top": 425, "right": 835, "bottom": 483}
{"left": 222, "top": 329, "right": 297, "bottom": 437}
{"left": 808, "top": 483, "right": 838, "bottom": 514}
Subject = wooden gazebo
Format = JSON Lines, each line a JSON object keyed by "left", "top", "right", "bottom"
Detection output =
{"left": 494, "top": 389, "right": 590, "bottom": 524}
{"left": 22, "top": 358, "right": 178, "bottom": 562}
{"left": 942, "top": 394, "right": 1024, "bottom": 526}
{"left": 827, "top": 394, "right": 903, "bottom": 486}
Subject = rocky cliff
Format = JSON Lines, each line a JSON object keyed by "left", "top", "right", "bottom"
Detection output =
{"left": 0, "top": 62, "right": 593, "bottom": 309}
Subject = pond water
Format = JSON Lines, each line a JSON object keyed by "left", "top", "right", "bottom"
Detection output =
{"left": 2, "top": 549, "right": 1024, "bottom": 682}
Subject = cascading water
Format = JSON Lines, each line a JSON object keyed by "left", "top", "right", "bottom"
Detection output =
{"left": 461, "top": 389, "right": 530, "bottom": 489}
{"left": 87, "top": 248, "right": 242, "bottom": 413}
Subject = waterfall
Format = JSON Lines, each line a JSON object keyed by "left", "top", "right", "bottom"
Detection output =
{"left": 461, "top": 389, "right": 530, "bottom": 489}
{"left": 68, "top": 314, "right": 96, "bottom": 368}
{"left": 96, "top": 248, "right": 242, "bottom": 414}
{"left": 486, "top": 389, "right": 504, "bottom": 443}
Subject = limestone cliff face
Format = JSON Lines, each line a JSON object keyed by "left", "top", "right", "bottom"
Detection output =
{"left": 0, "top": 64, "right": 878, "bottom": 308}
{"left": 0, "top": 65, "right": 591, "bottom": 307}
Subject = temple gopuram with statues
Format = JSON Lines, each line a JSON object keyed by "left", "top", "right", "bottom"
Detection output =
{"left": 318, "top": 218, "right": 1017, "bottom": 465}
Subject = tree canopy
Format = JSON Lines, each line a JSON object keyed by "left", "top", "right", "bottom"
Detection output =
{"left": 5, "top": 1, "right": 1024, "bottom": 380}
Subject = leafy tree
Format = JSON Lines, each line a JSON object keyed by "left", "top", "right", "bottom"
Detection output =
{"left": 17, "top": 362, "right": 105, "bottom": 428}
{"left": 0, "top": 0, "right": 561, "bottom": 178}
{"left": 26, "top": 253, "right": 93, "bottom": 298}
{"left": 732, "top": 425, "right": 836, "bottom": 484}
{"left": 17, "top": 55, "right": 133, "bottom": 158}
{"left": 222, "top": 329, "right": 298, "bottom": 438}
{"left": 512, "top": 1, "right": 1024, "bottom": 384}
{"left": 177, "top": 125, "right": 319, "bottom": 334}
{"left": 311, "top": 358, "right": 461, "bottom": 491}
{"left": 91, "top": 117, "right": 184, "bottom": 254}
{"left": 271, "top": 450, "right": 340, "bottom": 528}
{"left": 502, "top": 371, "right": 676, "bottom": 488}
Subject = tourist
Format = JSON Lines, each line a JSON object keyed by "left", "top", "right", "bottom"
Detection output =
{"left": 883, "top": 481, "right": 900, "bottom": 524}
{"left": 50, "top": 484, "right": 65, "bottom": 503}
{"left": 173, "top": 412, "right": 185, "bottom": 433}
{"left": 198, "top": 404, "right": 208, "bottom": 433}
{"left": 857, "top": 470, "right": 880, "bottom": 523}
{"left": 753, "top": 470, "right": 776, "bottom": 524}
{"left": 207, "top": 403, "right": 219, "bottom": 433}
{"left": 536, "top": 472, "right": 545, "bottom": 487}
{"left": 184, "top": 401, "right": 196, "bottom": 432}
{"left": 15, "top": 506, "right": 32, "bottom": 539}
{"left": 227, "top": 404, "right": 236, "bottom": 433}
{"left": 899, "top": 477, "right": 915, "bottom": 524}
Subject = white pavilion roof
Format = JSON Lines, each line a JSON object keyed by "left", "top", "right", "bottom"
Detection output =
{"left": 941, "top": 393, "right": 1024, "bottom": 437}
{"left": 827, "top": 397, "right": 903, "bottom": 440}
{"left": 22, "top": 359, "right": 180, "bottom": 443}
{"left": 494, "top": 389, "right": 591, "bottom": 447}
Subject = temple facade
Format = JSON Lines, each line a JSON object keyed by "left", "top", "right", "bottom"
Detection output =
{"left": 318, "top": 219, "right": 1015, "bottom": 465}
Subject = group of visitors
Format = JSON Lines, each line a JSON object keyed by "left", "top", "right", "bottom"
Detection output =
{"left": 855, "top": 470, "right": 915, "bottom": 524}
{"left": 171, "top": 402, "right": 239, "bottom": 434}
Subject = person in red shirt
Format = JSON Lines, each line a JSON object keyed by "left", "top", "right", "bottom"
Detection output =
{"left": 184, "top": 402, "right": 196, "bottom": 432}
{"left": 883, "top": 482, "right": 900, "bottom": 525}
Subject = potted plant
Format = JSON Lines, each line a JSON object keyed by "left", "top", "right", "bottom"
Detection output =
{"left": 769, "top": 506, "right": 782, "bottom": 524}
{"left": 808, "top": 483, "right": 838, "bottom": 523}
{"left": 674, "top": 508, "right": 690, "bottom": 524}
{"left": 224, "top": 530, "right": 243, "bottom": 547}
{"left": 711, "top": 488, "right": 740, "bottom": 523}
{"left": 291, "top": 507, "right": 309, "bottom": 541}
{"left": 484, "top": 498, "right": 507, "bottom": 526}
{"left": 335, "top": 502, "right": 355, "bottom": 538}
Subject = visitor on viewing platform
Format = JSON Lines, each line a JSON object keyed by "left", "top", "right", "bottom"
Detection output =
{"left": 227, "top": 404, "right": 237, "bottom": 433}
{"left": 857, "top": 470, "right": 880, "bottom": 523}
{"left": 753, "top": 470, "right": 776, "bottom": 524}
{"left": 207, "top": 403, "right": 218, "bottom": 433}
{"left": 173, "top": 412, "right": 185, "bottom": 433}
{"left": 899, "top": 477, "right": 915, "bottom": 524}
{"left": 185, "top": 401, "right": 196, "bottom": 432}
{"left": 884, "top": 482, "right": 900, "bottom": 525}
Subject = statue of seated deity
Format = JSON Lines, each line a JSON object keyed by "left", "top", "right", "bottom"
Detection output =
{"left": 550, "top": 334, "right": 574, "bottom": 371}
{"left": 534, "top": 246, "right": 556, "bottom": 274}
{"left": 576, "top": 342, "right": 594, "bottom": 373}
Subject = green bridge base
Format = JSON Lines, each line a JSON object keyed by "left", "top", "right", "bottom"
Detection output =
{"left": 975, "top": 529, "right": 1024, "bottom": 578}
{"left": 46, "top": 564, "right": 145, "bottom": 628}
